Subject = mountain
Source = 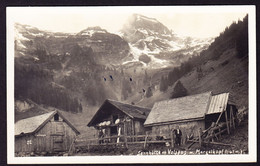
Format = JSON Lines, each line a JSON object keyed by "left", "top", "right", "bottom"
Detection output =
{"left": 15, "top": 23, "right": 131, "bottom": 66}
{"left": 120, "top": 14, "right": 214, "bottom": 69}
{"left": 14, "top": 14, "right": 216, "bottom": 115}
{"left": 14, "top": 23, "right": 129, "bottom": 110}
{"left": 14, "top": 14, "right": 213, "bottom": 70}
{"left": 132, "top": 15, "right": 248, "bottom": 109}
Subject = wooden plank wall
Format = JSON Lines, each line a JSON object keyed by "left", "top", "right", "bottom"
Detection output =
{"left": 15, "top": 116, "right": 78, "bottom": 153}
{"left": 15, "top": 135, "right": 34, "bottom": 153}
{"left": 151, "top": 120, "right": 205, "bottom": 145}
{"left": 134, "top": 120, "right": 146, "bottom": 135}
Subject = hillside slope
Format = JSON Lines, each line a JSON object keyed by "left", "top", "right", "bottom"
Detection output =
{"left": 131, "top": 48, "right": 248, "bottom": 109}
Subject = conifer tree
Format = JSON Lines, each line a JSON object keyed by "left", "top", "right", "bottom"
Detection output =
{"left": 159, "top": 76, "right": 168, "bottom": 92}
{"left": 171, "top": 81, "right": 188, "bottom": 99}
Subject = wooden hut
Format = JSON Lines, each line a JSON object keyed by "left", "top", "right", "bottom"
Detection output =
{"left": 15, "top": 110, "right": 80, "bottom": 154}
{"left": 87, "top": 99, "right": 151, "bottom": 140}
{"left": 144, "top": 91, "right": 237, "bottom": 144}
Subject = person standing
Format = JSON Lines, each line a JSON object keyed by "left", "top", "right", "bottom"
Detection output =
{"left": 173, "top": 126, "right": 182, "bottom": 146}
{"left": 98, "top": 129, "right": 104, "bottom": 144}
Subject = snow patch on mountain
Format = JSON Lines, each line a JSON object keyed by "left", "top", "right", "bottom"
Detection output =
{"left": 125, "top": 43, "right": 169, "bottom": 68}
{"left": 14, "top": 28, "right": 29, "bottom": 51}
{"left": 15, "top": 28, "right": 29, "bottom": 41}
{"left": 136, "top": 14, "right": 158, "bottom": 23}
{"left": 78, "top": 26, "right": 108, "bottom": 37}
{"left": 80, "top": 29, "right": 106, "bottom": 37}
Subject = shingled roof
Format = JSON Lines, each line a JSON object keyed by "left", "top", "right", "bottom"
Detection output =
{"left": 108, "top": 100, "right": 151, "bottom": 119}
{"left": 144, "top": 92, "right": 212, "bottom": 126}
{"left": 15, "top": 111, "right": 80, "bottom": 136}
{"left": 87, "top": 99, "right": 151, "bottom": 126}
{"left": 144, "top": 92, "right": 231, "bottom": 126}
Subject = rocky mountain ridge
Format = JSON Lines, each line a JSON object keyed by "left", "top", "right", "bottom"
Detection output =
{"left": 120, "top": 14, "right": 214, "bottom": 68}
{"left": 15, "top": 14, "right": 213, "bottom": 70}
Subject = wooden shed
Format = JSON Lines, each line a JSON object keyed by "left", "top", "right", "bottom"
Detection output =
{"left": 87, "top": 99, "right": 151, "bottom": 140}
{"left": 15, "top": 110, "right": 80, "bottom": 154}
{"left": 144, "top": 91, "right": 237, "bottom": 144}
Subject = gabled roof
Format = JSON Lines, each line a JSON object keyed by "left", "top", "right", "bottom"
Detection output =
{"left": 108, "top": 100, "right": 151, "bottom": 119}
{"left": 144, "top": 92, "right": 231, "bottom": 126}
{"left": 144, "top": 92, "right": 212, "bottom": 126}
{"left": 87, "top": 99, "right": 151, "bottom": 127}
{"left": 15, "top": 111, "right": 80, "bottom": 136}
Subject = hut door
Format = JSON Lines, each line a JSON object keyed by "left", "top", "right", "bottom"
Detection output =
{"left": 52, "top": 122, "right": 65, "bottom": 152}
{"left": 36, "top": 135, "right": 46, "bottom": 152}
{"left": 124, "top": 120, "right": 132, "bottom": 136}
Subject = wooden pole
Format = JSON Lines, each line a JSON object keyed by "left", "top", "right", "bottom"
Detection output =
{"left": 229, "top": 109, "right": 232, "bottom": 130}
{"left": 204, "top": 128, "right": 227, "bottom": 141}
{"left": 170, "top": 130, "right": 174, "bottom": 148}
{"left": 218, "top": 127, "right": 222, "bottom": 138}
{"left": 131, "top": 120, "right": 135, "bottom": 142}
{"left": 224, "top": 110, "right": 230, "bottom": 134}
{"left": 68, "top": 138, "right": 75, "bottom": 155}
{"left": 216, "top": 109, "right": 225, "bottom": 125}
{"left": 231, "top": 106, "right": 236, "bottom": 129}
{"left": 198, "top": 128, "right": 202, "bottom": 148}
{"left": 144, "top": 134, "right": 148, "bottom": 149}
{"left": 187, "top": 126, "right": 213, "bottom": 149}
{"left": 124, "top": 123, "right": 128, "bottom": 148}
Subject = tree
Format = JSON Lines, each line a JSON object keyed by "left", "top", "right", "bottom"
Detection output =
{"left": 159, "top": 76, "right": 168, "bottom": 92}
{"left": 145, "top": 87, "right": 153, "bottom": 98}
{"left": 171, "top": 81, "right": 188, "bottom": 99}
{"left": 143, "top": 70, "right": 150, "bottom": 85}
{"left": 236, "top": 15, "right": 248, "bottom": 58}
{"left": 121, "top": 77, "right": 132, "bottom": 100}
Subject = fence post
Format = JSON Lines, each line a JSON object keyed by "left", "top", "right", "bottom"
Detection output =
{"left": 144, "top": 134, "right": 148, "bottom": 149}
{"left": 124, "top": 135, "right": 128, "bottom": 148}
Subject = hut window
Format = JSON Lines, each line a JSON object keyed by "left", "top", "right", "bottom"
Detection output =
{"left": 26, "top": 140, "right": 32, "bottom": 145}
{"left": 54, "top": 114, "right": 59, "bottom": 121}
{"left": 112, "top": 115, "right": 118, "bottom": 124}
{"left": 111, "top": 126, "right": 117, "bottom": 135}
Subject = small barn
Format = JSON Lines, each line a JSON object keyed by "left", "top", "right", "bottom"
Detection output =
{"left": 15, "top": 111, "right": 80, "bottom": 154}
{"left": 144, "top": 91, "right": 237, "bottom": 144}
{"left": 87, "top": 99, "right": 151, "bottom": 140}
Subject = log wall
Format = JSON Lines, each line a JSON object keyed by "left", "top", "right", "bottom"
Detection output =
{"left": 15, "top": 116, "right": 78, "bottom": 153}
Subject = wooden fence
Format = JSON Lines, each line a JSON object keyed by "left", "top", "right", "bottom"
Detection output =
{"left": 74, "top": 109, "right": 238, "bottom": 152}
{"left": 187, "top": 107, "right": 237, "bottom": 149}
{"left": 75, "top": 134, "right": 173, "bottom": 151}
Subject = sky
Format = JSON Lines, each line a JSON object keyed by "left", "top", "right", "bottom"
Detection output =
{"left": 8, "top": 6, "right": 248, "bottom": 38}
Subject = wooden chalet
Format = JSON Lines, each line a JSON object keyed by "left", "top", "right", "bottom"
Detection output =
{"left": 144, "top": 91, "right": 237, "bottom": 145}
{"left": 15, "top": 111, "right": 80, "bottom": 153}
{"left": 87, "top": 99, "right": 151, "bottom": 140}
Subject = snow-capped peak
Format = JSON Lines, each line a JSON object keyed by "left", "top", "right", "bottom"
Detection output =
{"left": 119, "top": 14, "right": 214, "bottom": 69}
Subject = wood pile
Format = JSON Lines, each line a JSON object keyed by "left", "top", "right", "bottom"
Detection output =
{"left": 187, "top": 107, "right": 237, "bottom": 149}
